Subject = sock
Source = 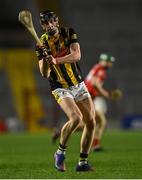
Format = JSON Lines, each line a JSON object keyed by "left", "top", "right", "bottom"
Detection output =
{"left": 92, "top": 138, "right": 100, "bottom": 148}
{"left": 78, "top": 153, "right": 88, "bottom": 165}
{"left": 57, "top": 143, "right": 67, "bottom": 154}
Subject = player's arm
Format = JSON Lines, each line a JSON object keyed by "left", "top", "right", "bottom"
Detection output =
{"left": 38, "top": 59, "right": 48, "bottom": 78}
{"left": 35, "top": 45, "right": 51, "bottom": 78}
{"left": 54, "top": 42, "right": 81, "bottom": 64}
{"left": 51, "top": 28, "right": 81, "bottom": 64}
{"left": 90, "top": 76, "right": 110, "bottom": 99}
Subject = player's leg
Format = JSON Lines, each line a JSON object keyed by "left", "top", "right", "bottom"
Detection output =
{"left": 54, "top": 97, "right": 83, "bottom": 171}
{"left": 92, "top": 110, "right": 107, "bottom": 151}
{"left": 92, "top": 97, "right": 107, "bottom": 151}
{"left": 75, "top": 97, "right": 96, "bottom": 171}
{"left": 52, "top": 127, "right": 61, "bottom": 143}
{"left": 59, "top": 97, "right": 83, "bottom": 146}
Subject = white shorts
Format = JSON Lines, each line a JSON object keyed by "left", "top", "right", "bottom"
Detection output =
{"left": 52, "top": 82, "right": 91, "bottom": 103}
{"left": 94, "top": 97, "right": 107, "bottom": 114}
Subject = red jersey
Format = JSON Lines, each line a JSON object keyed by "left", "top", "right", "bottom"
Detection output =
{"left": 85, "top": 64, "right": 107, "bottom": 97}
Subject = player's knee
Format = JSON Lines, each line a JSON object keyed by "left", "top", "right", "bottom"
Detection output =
{"left": 70, "top": 112, "right": 83, "bottom": 126}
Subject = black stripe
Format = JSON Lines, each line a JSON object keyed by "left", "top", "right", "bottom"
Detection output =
{"left": 59, "top": 64, "right": 74, "bottom": 86}
{"left": 60, "top": 27, "right": 68, "bottom": 38}
{"left": 50, "top": 66, "right": 58, "bottom": 80}
{"left": 60, "top": 27, "right": 69, "bottom": 47}
{"left": 54, "top": 39, "right": 60, "bottom": 52}
{"left": 71, "top": 62, "right": 83, "bottom": 82}
{"left": 44, "top": 40, "right": 52, "bottom": 55}
{"left": 76, "top": 62, "right": 84, "bottom": 79}
{"left": 70, "top": 39, "right": 78, "bottom": 44}
{"left": 49, "top": 66, "right": 63, "bottom": 90}
{"left": 69, "top": 28, "right": 78, "bottom": 44}
{"left": 76, "top": 62, "right": 81, "bottom": 71}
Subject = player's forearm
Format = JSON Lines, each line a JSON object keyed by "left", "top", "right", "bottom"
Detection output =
{"left": 55, "top": 51, "right": 81, "bottom": 64}
{"left": 99, "top": 89, "right": 110, "bottom": 99}
{"left": 94, "top": 85, "right": 109, "bottom": 99}
{"left": 39, "top": 59, "right": 48, "bottom": 78}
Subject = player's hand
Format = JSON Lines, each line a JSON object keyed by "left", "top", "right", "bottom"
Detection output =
{"left": 50, "top": 56, "right": 58, "bottom": 64}
{"left": 110, "top": 89, "right": 123, "bottom": 100}
{"left": 44, "top": 55, "right": 58, "bottom": 65}
{"left": 36, "top": 45, "right": 48, "bottom": 58}
{"left": 45, "top": 55, "right": 53, "bottom": 63}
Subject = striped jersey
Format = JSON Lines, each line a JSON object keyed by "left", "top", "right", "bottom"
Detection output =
{"left": 35, "top": 27, "right": 83, "bottom": 90}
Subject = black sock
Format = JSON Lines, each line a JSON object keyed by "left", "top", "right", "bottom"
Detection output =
{"left": 57, "top": 143, "right": 67, "bottom": 154}
{"left": 79, "top": 153, "right": 88, "bottom": 164}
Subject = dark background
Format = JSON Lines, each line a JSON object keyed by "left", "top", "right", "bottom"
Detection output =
{"left": 0, "top": 0, "right": 142, "bottom": 132}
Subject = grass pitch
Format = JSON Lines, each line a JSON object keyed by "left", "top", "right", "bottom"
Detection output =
{"left": 0, "top": 130, "right": 142, "bottom": 179}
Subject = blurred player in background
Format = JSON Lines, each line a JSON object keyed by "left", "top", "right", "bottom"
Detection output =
{"left": 85, "top": 53, "right": 122, "bottom": 151}
{"left": 35, "top": 10, "right": 96, "bottom": 172}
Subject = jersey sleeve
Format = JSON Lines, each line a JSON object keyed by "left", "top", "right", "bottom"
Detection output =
{"left": 69, "top": 28, "right": 78, "bottom": 44}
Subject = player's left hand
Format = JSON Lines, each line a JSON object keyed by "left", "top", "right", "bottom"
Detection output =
{"left": 110, "top": 89, "right": 123, "bottom": 100}
{"left": 50, "top": 56, "right": 58, "bottom": 64}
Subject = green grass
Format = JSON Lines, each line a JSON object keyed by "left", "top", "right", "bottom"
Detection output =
{"left": 0, "top": 130, "right": 142, "bottom": 179}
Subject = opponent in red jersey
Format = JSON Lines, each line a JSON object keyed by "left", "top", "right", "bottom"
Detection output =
{"left": 85, "top": 53, "right": 115, "bottom": 151}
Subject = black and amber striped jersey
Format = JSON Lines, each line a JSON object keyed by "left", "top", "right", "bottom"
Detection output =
{"left": 35, "top": 27, "right": 83, "bottom": 90}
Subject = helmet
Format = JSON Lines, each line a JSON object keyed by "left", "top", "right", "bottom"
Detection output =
{"left": 99, "top": 53, "right": 115, "bottom": 62}
{"left": 40, "top": 10, "right": 57, "bottom": 24}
